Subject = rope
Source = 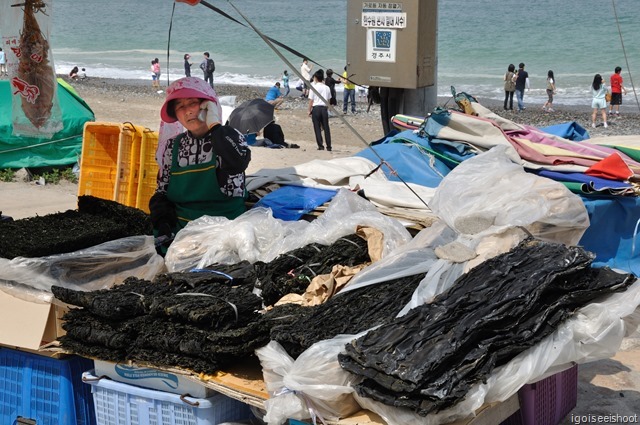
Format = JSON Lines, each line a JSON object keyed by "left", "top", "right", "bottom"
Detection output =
{"left": 0, "top": 135, "right": 80, "bottom": 155}
{"left": 611, "top": 0, "right": 640, "bottom": 112}
{"left": 166, "top": 2, "right": 177, "bottom": 87}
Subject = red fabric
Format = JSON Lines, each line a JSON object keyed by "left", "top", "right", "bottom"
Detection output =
{"left": 175, "top": 0, "right": 201, "bottom": 5}
{"left": 585, "top": 152, "right": 634, "bottom": 181}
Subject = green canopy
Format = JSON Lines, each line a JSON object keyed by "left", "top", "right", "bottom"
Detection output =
{"left": 0, "top": 79, "right": 95, "bottom": 168}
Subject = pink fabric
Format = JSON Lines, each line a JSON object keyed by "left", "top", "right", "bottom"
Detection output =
{"left": 506, "top": 125, "right": 640, "bottom": 170}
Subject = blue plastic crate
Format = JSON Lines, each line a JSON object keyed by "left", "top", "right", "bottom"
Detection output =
{"left": 0, "top": 347, "right": 95, "bottom": 425}
{"left": 83, "top": 370, "right": 252, "bottom": 425}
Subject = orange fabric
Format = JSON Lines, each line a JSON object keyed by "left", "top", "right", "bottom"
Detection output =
{"left": 585, "top": 152, "right": 634, "bottom": 181}
{"left": 175, "top": 0, "right": 200, "bottom": 5}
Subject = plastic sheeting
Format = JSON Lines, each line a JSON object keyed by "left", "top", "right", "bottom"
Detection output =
{"left": 165, "top": 189, "right": 412, "bottom": 272}
{"left": 253, "top": 186, "right": 337, "bottom": 221}
{"left": 0, "top": 236, "right": 164, "bottom": 304}
{"left": 430, "top": 146, "right": 590, "bottom": 246}
{"left": 579, "top": 196, "right": 640, "bottom": 276}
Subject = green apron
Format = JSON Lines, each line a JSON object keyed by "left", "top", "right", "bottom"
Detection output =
{"left": 167, "top": 133, "right": 246, "bottom": 231}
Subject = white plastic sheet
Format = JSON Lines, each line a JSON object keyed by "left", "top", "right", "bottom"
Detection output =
{"left": 165, "top": 189, "right": 412, "bottom": 272}
{"left": 256, "top": 336, "right": 364, "bottom": 425}
{"left": 0, "top": 235, "right": 164, "bottom": 303}
{"left": 430, "top": 146, "right": 590, "bottom": 246}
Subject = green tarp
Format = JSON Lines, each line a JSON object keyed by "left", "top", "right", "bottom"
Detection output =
{"left": 0, "top": 79, "right": 95, "bottom": 168}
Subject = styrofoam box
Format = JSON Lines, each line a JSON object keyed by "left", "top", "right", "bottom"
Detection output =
{"left": 83, "top": 370, "right": 252, "bottom": 425}
{"left": 94, "top": 359, "right": 215, "bottom": 398}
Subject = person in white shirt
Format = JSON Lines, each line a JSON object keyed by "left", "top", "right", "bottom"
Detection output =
{"left": 307, "top": 69, "right": 332, "bottom": 151}
{"left": 300, "top": 58, "right": 313, "bottom": 98}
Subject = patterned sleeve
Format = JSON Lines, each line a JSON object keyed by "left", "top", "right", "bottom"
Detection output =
{"left": 156, "top": 137, "right": 175, "bottom": 194}
{"left": 212, "top": 125, "right": 251, "bottom": 174}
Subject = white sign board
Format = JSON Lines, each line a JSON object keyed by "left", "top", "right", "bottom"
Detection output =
{"left": 366, "top": 28, "right": 397, "bottom": 63}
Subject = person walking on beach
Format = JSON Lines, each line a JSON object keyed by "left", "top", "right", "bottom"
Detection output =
{"left": 300, "top": 58, "right": 313, "bottom": 98}
{"left": 325, "top": 69, "right": 340, "bottom": 114}
{"left": 265, "top": 82, "right": 284, "bottom": 109}
{"left": 609, "top": 66, "right": 628, "bottom": 116}
{"left": 200, "top": 52, "right": 215, "bottom": 88}
{"left": 0, "top": 48, "right": 7, "bottom": 76}
{"left": 308, "top": 69, "right": 332, "bottom": 151}
{"left": 542, "top": 70, "right": 556, "bottom": 112}
{"left": 342, "top": 66, "right": 356, "bottom": 114}
{"left": 151, "top": 77, "right": 251, "bottom": 253}
{"left": 151, "top": 59, "right": 161, "bottom": 88}
{"left": 282, "top": 70, "right": 290, "bottom": 97}
{"left": 514, "top": 63, "right": 530, "bottom": 112}
{"left": 184, "top": 54, "right": 192, "bottom": 77}
{"left": 591, "top": 74, "right": 608, "bottom": 129}
{"left": 503, "top": 64, "right": 516, "bottom": 110}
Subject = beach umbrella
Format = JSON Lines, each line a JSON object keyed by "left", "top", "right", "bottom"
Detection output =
{"left": 227, "top": 99, "right": 275, "bottom": 134}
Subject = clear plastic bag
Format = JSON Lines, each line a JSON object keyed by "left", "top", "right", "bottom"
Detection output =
{"left": 430, "top": 146, "right": 589, "bottom": 246}
{"left": 0, "top": 235, "right": 164, "bottom": 303}
{"left": 165, "top": 189, "right": 412, "bottom": 272}
{"left": 257, "top": 335, "right": 363, "bottom": 425}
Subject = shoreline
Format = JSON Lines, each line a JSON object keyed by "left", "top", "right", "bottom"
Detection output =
{"left": 62, "top": 75, "right": 640, "bottom": 139}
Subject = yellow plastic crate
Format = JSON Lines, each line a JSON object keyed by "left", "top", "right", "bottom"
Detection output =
{"left": 115, "top": 123, "right": 144, "bottom": 208}
{"left": 136, "top": 129, "right": 160, "bottom": 213}
{"left": 78, "top": 122, "right": 121, "bottom": 201}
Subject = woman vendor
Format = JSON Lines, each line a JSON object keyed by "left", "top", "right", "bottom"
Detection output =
{"left": 149, "top": 77, "right": 251, "bottom": 250}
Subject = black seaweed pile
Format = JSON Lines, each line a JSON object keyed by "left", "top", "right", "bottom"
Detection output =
{"left": 0, "top": 195, "right": 152, "bottom": 259}
{"left": 271, "top": 273, "right": 424, "bottom": 358}
{"left": 53, "top": 269, "right": 273, "bottom": 373}
{"left": 338, "top": 238, "right": 635, "bottom": 416}
{"left": 257, "top": 234, "right": 371, "bottom": 306}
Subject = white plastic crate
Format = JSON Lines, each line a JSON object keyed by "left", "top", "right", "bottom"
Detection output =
{"left": 82, "top": 370, "right": 252, "bottom": 425}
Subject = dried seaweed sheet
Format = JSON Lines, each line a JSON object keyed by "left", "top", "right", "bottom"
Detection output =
{"left": 260, "top": 234, "right": 371, "bottom": 306}
{"left": 0, "top": 196, "right": 152, "bottom": 259}
{"left": 338, "top": 239, "right": 634, "bottom": 415}
{"left": 59, "top": 295, "right": 306, "bottom": 374}
{"left": 271, "top": 273, "right": 424, "bottom": 358}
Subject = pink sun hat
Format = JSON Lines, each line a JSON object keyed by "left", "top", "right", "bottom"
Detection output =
{"left": 160, "top": 77, "right": 221, "bottom": 123}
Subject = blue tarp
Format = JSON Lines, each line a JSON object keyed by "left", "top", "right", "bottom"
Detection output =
{"left": 539, "top": 121, "right": 590, "bottom": 141}
{"left": 253, "top": 185, "right": 337, "bottom": 221}
{"left": 579, "top": 196, "right": 640, "bottom": 276}
{"left": 355, "top": 130, "right": 473, "bottom": 188}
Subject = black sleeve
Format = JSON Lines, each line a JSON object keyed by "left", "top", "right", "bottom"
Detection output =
{"left": 211, "top": 124, "right": 251, "bottom": 174}
{"left": 149, "top": 192, "right": 178, "bottom": 230}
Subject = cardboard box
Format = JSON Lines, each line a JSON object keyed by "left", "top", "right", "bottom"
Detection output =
{"left": 94, "top": 359, "right": 215, "bottom": 398}
{"left": 0, "top": 289, "right": 66, "bottom": 351}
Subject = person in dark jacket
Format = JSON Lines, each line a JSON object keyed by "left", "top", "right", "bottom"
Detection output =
{"left": 150, "top": 77, "right": 251, "bottom": 252}
{"left": 183, "top": 53, "right": 192, "bottom": 77}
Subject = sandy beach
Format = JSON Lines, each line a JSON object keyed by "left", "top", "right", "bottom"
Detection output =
{"left": 2, "top": 76, "right": 640, "bottom": 423}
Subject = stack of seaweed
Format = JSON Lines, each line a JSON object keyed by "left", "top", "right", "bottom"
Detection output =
{"left": 270, "top": 273, "right": 424, "bottom": 358}
{"left": 338, "top": 238, "right": 635, "bottom": 416}
{"left": 0, "top": 195, "right": 152, "bottom": 259}
{"left": 53, "top": 265, "right": 274, "bottom": 373}
{"left": 256, "top": 234, "right": 371, "bottom": 306}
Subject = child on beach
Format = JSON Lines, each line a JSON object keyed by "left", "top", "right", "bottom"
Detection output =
{"left": 151, "top": 59, "right": 160, "bottom": 88}
{"left": 542, "top": 70, "right": 556, "bottom": 112}
{"left": 282, "top": 70, "right": 290, "bottom": 97}
{"left": 591, "top": 74, "right": 608, "bottom": 128}
{"left": 609, "top": 66, "right": 628, "bottom": 116}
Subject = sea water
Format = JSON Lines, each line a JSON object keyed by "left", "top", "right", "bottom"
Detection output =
{"left": 12, "top": 0, "right": 640, "bottom": 106}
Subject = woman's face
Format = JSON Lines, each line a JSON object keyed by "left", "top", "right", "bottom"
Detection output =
{"left": 174, "top": 97, "right": 209, "bottom": 137}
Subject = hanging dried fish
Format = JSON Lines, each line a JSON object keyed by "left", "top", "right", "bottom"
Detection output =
{"left": 11, "top": 0, "right": 55, "bottom": 128}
